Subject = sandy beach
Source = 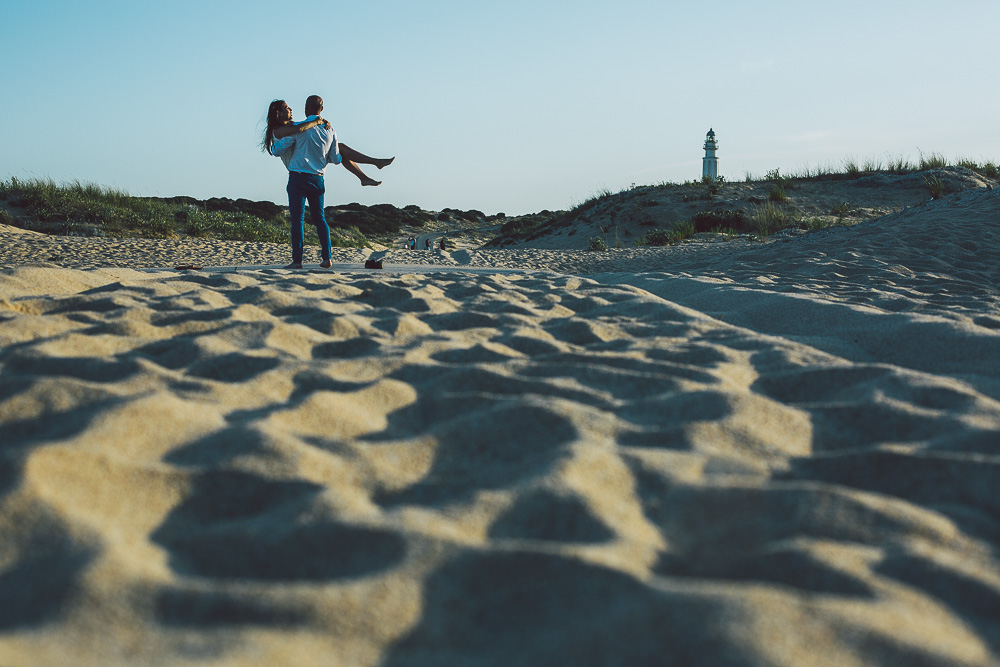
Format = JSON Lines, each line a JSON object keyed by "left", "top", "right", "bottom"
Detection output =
{"left": 2, "top": 187, "right": 1000, "bottom": 665}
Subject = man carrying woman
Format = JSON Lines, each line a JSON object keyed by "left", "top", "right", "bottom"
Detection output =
{"left": 262, "top": 95, "right": 393, "bottom": 269}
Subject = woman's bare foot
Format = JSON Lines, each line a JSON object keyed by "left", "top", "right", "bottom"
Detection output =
{"left": 375, "top": 157, "right": 395, "bottom": 170}
{"left": 360, "top": 175, "right": 382, "bottom": 187}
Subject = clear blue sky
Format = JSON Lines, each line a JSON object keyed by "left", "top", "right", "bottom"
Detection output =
{"left": 2, "top": 0, "right": 998, "bottom": 215}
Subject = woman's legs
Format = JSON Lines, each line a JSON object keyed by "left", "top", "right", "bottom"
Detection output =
{"left": 339, "top": 143, "right": 394, "bottom": 187}
{"left": 343, "top": 159, "right": 381, "bottom": 187}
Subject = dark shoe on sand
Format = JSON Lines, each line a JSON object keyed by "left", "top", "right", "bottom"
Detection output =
{"left": 284, "top": 262, "right": 303, "bottom": 269}
{"left": 320, "top": 260, "right": 332, "bottom": 269}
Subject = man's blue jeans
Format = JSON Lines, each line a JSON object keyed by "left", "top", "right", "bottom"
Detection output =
{"left": 286, "top": 171, "right": 332, "bottom": 263}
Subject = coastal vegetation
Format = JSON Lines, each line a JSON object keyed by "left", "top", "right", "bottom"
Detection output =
{"left": 0, "top": 178, "right": 459, "bottom": 248}
{"left": 635, "top": 220, "right": 697, "bottom": 247}
{"left": 588, "top": 236, "right": 608, "bottom": 251}
{"left": 5, "top": 152, "right": 998, "bottom": 251}
{"left": 742, "top": 152, "right": 998, "bottom": 182}
{"left": 485, "top": 153, "right": 998, "bottom": 248}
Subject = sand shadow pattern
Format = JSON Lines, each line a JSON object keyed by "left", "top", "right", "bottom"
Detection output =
{"left": 0, "top": 389, "right": 126, "bottom": 453}
{"left": 312, "top": 337, "right": 384, "bottom": 360}
{"left": 616, "top": 390, "right": 736, "bottom": 449}
{"left": 152, "top": 471, "right": 407, "bottom": 581}
{"left": 2, "top": 350, "right": 145, "bottom": 384}
{"left": 784, "top": 450, "right": 1000, "bottom": 544}
{"left": 154, "top": 587, "right": 310, "bottom": 628}
{"left": 875, "top": 554, "right": 1000, "bottom": 655}
{"left": 4, "top": 267, "right": 1000, "bottom": 662}
{"left": 185, "top": 352, "right": 283, "bottom": 383}
{"left": 630, "top": 461, "right": 914, "bottom": 598}
{"left": 515, "top": 353, "right": 717, "bottom": 399}
{"left": 381, "top": 549, "right": 745, "bottom": 666}
{"left": 0, "top": 500, "right": 98, "bottom": 630}
{"left": 750, "top": 360, "right": 999, "bottom": 450}
{"left": 487, "top": 488, "right": 616, "bottom": 543}
{"left": 654, "top": 544, "right": 875, "bottom": 598}
{"left": 388, "top": 363, "right": 618, "bottom": 411}
{"left": 350, "top": 280, "right": 438, "bottom": 313}
{"left": 164, "top": 425, "right": 288, "bottom": 468}
{"left": 135, "top": 336, "right": 211, "bottom": 370}
{"left": 376, "top": 403, "right": 578, "bottom": 507}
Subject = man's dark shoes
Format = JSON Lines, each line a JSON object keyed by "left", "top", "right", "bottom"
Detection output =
{"left": 284, "top": 262, "right": 303, "bottom": 270}
{"left": 320, "top": 260, "right": 332, "bottom": 269}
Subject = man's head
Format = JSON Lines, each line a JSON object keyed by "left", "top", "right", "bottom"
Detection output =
{"left": 305, "top": 95, "right": 323, "bottom": 117}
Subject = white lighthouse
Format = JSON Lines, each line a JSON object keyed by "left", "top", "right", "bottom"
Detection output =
{"left": 702, "top": 128, "right": 719, "bottom": 180}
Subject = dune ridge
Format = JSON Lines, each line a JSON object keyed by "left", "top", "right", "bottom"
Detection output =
{"left": 1, "top": 188, "right": 999, "bottom": 665}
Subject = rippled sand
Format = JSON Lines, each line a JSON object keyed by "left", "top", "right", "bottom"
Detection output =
{"left": 1, "top": 189, "right": 999, "bottom": 665}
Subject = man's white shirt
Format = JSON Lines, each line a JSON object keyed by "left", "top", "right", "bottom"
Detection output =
{"left": 271, "top": 116, "right": 342, "bottom": 174}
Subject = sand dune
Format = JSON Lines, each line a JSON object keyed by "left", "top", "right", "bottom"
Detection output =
{"left": 1, "top": 188, "right": 1000, "bottom": 665}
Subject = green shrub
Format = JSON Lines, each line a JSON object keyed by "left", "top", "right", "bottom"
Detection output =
{"left": 571, "top": 188, "right": 614, "bottom": 216}
{"left": 178, "top": 208, "right": 286, "bottom": 243}
{"left": 155, "top": 195, "right": 284, "bottom": 221}
{"left": 830, "top": 202, "right": 851, "bottom": 216}
{"left": 887, "top": 155, "right": 915, "bottom": 173}
{"left": 923, "top": 174, "right": 945, "bottom": 200}
{"left": 327, "top": 202, "right": 429, "bottom": 237}
{"left": 500, "top": 217, "right": 543, "bottom": 236}
{"left": 589, "top": 236, "right": 608, "bottom": 251}
{"left": 0, "top": 178, "right": 177, "bottom": 237}
{"left": 637, "top": 228, "right": 675, "bottom": 246}
{"left": 691, "top": 209, "right": 747, "bottom": 233}
{"left": 765, "top": 168, "right": 793, "bottom": 190}
{"left": 800, "top": 218, "right": 834, "bottom": 231}
{"left": 701, "top": 175, "right": 721, "bottom": 196}
{"left": 672, "top": 219, "right": 696, "bottom": 240}
{"left": 768, "top": 185, "right": 788, "bottom": 203}
{"left": 483, "top": 211, "right": 563, "bottom": 247}
{"left": 957, "top": 159, "right": 1000, "bottom": 180}
{"left": 441, "top": 207, "right": 485, "bottom": 223}
{"left": 331, "top": 226, "right": 368, "bottom": 248}
{"left": 751, "top": 202, "right": 792, "bottom": 237}
{"left": 919, "top": 151, "right": 948, "bottom": 170}
{"left": 0, "top": 209, "right": 14, "bottom": 227}
{"left": 862, "top": 158, "right": 883, "bottom": 173}
{"left": 637, "top": 220, "right": 698, "bottom": 246}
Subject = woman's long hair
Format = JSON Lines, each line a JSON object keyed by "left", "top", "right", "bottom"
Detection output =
{"left": 261, "top": 99, "right": 287, "bottom": 155}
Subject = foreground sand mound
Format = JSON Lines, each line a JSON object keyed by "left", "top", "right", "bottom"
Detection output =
{"left": 1, "top": 188, "right": 999, "bottom": 664}
{"left": 648, "top": 187, "right": 1000, "bottom": 315}
{"left": 2, "top": 224, "right": 1000, "bottom": 665}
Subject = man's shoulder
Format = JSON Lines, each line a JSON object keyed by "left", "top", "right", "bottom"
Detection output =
{"left": 304, "top": 119, "right": 334, "bottom": 138}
